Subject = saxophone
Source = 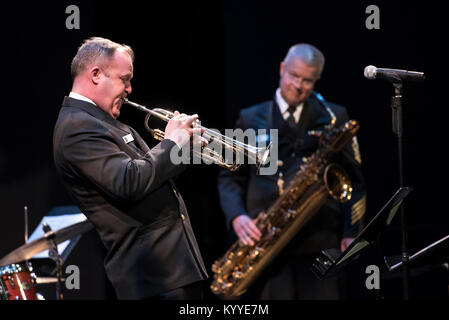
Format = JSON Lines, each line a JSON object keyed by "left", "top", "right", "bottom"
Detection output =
{"left": 210, "top": 92, "right": 360, "bottom": 298}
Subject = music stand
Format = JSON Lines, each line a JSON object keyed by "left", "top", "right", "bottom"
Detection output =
{"left": 28, "top": 206, "right": 88, "bottom": 264}
{"left": 385, "top": 234, "right": 449, "bottom": 272}
{"left": 28, "top": 206, "right": 89, "bottom": 300}
{"left": 311, "top": 187, "right": 413, "bottom": 280}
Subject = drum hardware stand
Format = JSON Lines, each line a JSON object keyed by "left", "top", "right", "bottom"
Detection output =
{"left": 42, "top": 223, "right": 64, "bottom": 300}
{"left": 23, "top": 206, "right": 35, "bottom": 285}
{"left": 24, "top": 206, "right": 29, "bottom": 244}
{"left": 24, "top": 206, "right": 29, "bottom": 268}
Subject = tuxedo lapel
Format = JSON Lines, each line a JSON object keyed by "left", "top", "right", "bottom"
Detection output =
{"left": 296, "top": 99, "right": 315, "bottom": 137}
{"left": 62, "top": 97, "right": 127, "bottom": 133}
{"left": 251, "top": 101, "right": 274, "bottom": 130}
{"left": 304, "top": 97, "right": 333, "bottom": 131}
{"left": 129, "top": 127, "right": 150, "bottom": 154}
{"left": 275, "top": 97, "right": 327, "bottom": 150}
{"left": 62, "top": 97, "right": 150, "bottom": 156}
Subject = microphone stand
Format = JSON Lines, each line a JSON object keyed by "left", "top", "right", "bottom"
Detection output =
{"left": 390, "top": 81, "right": 411, "bottom": 300}
{"left": 43, "top": 224, "right": 64, "bottom": 300}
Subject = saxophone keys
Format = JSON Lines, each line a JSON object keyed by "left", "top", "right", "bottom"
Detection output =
{"left": 277, "top": 172, "right": 285, "bottom": 196}
{"left": 211, "top": 263, "right": 221, "bottom": 273}
{"left": 232, "top": 270, "right": 241, "bottom": 279}
{"left": 249, "top": 247, "right": 261, "bottom": 259}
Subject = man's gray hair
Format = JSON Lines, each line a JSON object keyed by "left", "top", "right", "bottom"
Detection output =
{"left": 283, "top": 43, "right": 325, "bottom": 76}
{"left": 71, "top": 37, "right": 134, "bottom": 79}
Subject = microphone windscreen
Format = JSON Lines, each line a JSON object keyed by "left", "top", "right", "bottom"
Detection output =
{"left": 364, "top": 65, "right": 377, "bottom": 79}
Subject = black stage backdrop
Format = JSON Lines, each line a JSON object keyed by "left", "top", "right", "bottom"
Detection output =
{"left": 0, "top": 1, "right": 447, "bottom": 300}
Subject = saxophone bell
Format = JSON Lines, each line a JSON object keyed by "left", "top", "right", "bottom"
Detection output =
{"left": 324, "top": 163, "right": 353, "bottom": 203}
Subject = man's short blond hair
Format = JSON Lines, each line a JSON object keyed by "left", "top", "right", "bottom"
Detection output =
{"left": 71, "top": 37, "right": 134, "bottom": 79}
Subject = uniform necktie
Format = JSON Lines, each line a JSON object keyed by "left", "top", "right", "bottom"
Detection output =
{"left": 286, "top": 105, "right": 297, "bottom": 127}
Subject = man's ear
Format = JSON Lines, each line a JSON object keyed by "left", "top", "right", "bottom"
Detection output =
{"left": 90, "top": 66, "right": 102, "bottom": 85}
{"left": 279, "top": 61, "right": 285, "bottom": 77}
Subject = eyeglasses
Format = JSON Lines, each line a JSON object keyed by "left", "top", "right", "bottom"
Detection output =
{"left": 285, "top": 70, "right": 317, "bottom": 88}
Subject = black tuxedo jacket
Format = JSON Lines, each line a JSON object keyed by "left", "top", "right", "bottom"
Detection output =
{"left": 53, "top": 97, "right": 207, "bottom": 299}
{"left": 218, "top": 94, "right": 366, "bottom": 255}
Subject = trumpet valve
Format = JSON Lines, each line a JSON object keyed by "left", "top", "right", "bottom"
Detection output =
{"left": 153, "top": 129, "right": 165, "bottom": 141}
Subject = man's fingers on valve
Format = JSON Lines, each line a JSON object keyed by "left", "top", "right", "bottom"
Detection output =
{"left": 171, "top": 113, "right": 198, "bottom": 130}
{"left": 171, "top": 112, "right": 187, "bottom": 122}
{"left": 192, "top": 127, "right": 208, "bottom": 147}
{"left": 184, "top": 114, "right": 199, "bottom": 127}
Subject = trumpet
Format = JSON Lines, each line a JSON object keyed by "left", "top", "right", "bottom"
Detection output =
{"left": 123, "top": 99, "right": 271, "bottom": 171}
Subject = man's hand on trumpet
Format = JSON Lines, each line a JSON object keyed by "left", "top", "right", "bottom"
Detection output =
{"left": 192, "top": 127, "right": 209, "bottom": 148}
{"left": 164, "top": 111, "right": 203, "bottom": 148}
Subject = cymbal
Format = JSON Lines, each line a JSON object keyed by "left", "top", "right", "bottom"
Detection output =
{"left": 0, "top": 220, "right": 93, "bottom": 266}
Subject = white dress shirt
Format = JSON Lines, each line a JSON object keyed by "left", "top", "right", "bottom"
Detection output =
{"left": 69, "top": 92, "right": 97, "bottom": 106}
{"left": 275, "top": 88, "right": 303, "bottom": 124}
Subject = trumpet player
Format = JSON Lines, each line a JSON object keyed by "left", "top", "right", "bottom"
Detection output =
{"left": 53, "top": 37, "right": 208, "bottom": 300}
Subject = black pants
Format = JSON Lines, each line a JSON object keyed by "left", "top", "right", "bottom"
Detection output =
{"left": 146, "top": 281, "right": 204, "bottom": 300}
{"left": 242, "top": 256, "right": 342, "bottom": 300}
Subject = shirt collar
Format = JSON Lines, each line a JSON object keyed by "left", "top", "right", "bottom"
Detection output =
{"left": 275, "top": 88, "right": 304, "bottom": 121}
{"left": 69, "top": 92, "right": 97, "bottom": 106}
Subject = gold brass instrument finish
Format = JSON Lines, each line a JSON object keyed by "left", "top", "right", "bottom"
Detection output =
{"left": 210, "top": 118, "right": 360, "bottom": 298}
{"left": 123, "top": 99, "right": 270, "bottom": 171}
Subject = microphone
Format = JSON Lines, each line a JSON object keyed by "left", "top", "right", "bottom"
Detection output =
{"left": 364, "top": 65, "right": 425, "bottom": 82}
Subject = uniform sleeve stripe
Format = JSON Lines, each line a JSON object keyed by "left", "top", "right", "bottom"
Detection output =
{"left": 351, "top": 194, "right": 366, "bottom": 225}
